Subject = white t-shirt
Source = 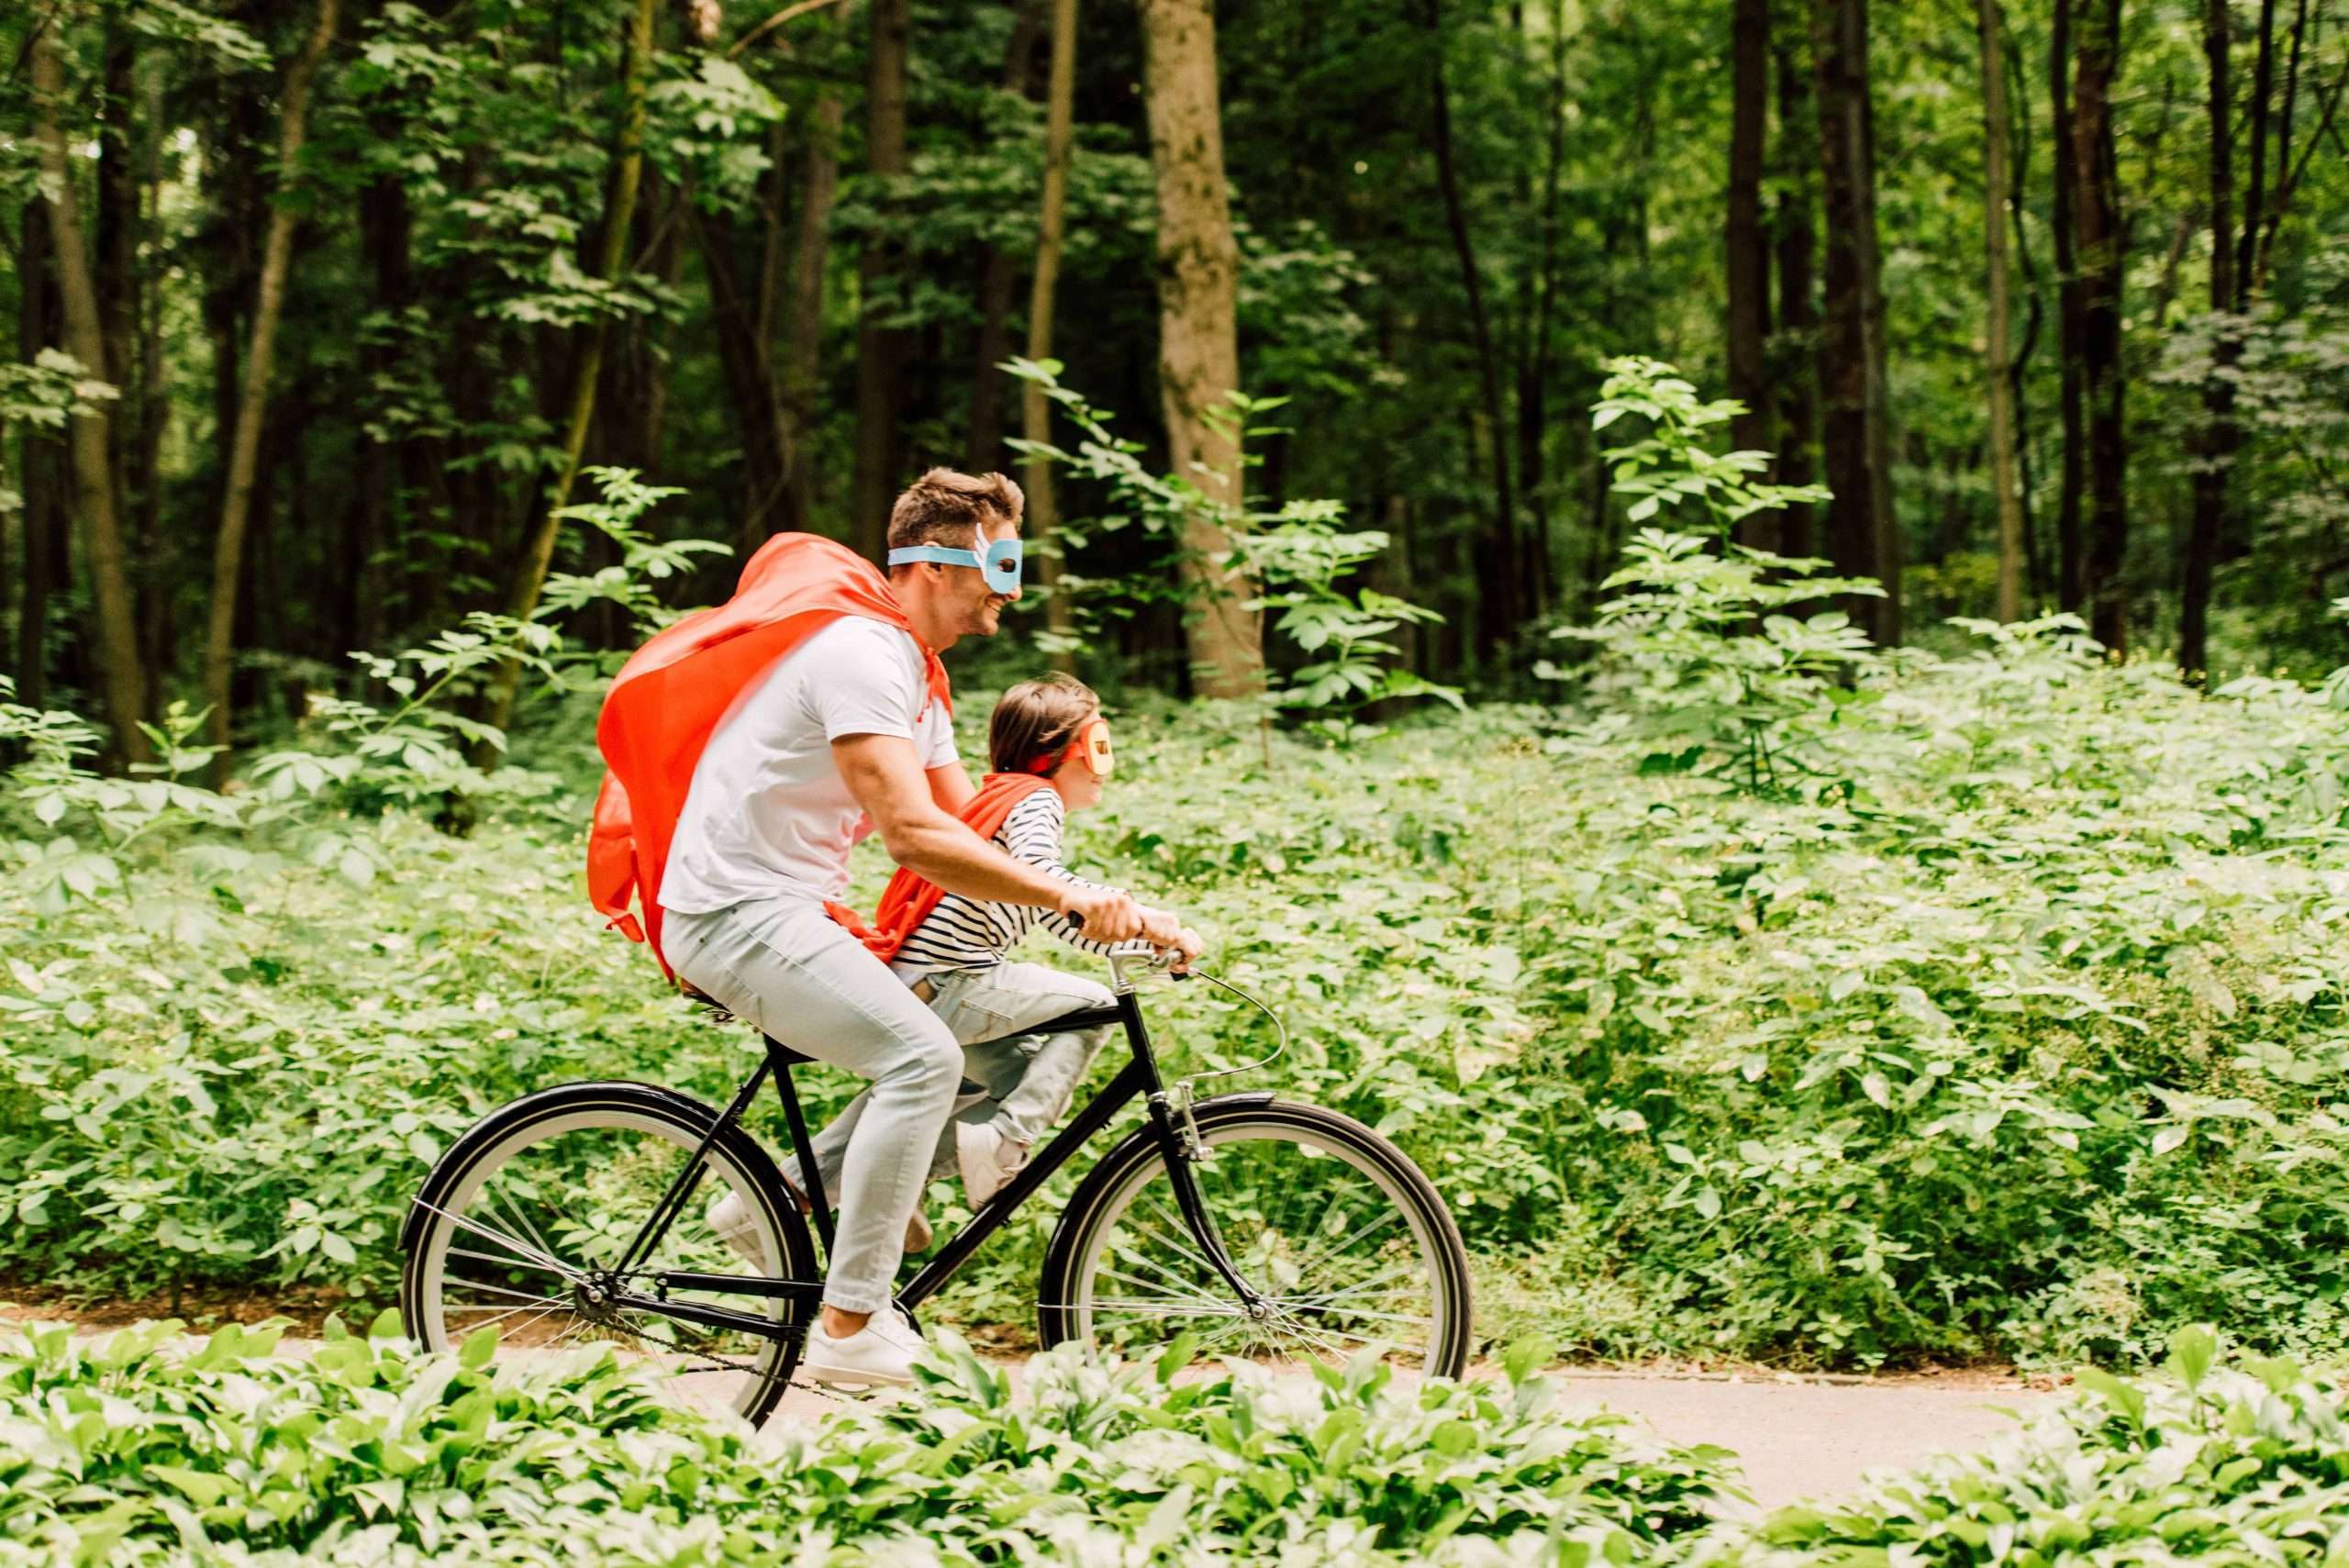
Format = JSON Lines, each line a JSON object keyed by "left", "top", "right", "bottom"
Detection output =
{"left": 660, "top": 617, "right": 957, "bottom": 912}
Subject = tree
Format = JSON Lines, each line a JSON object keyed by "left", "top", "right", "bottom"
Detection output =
{"left": 849, "top": 0, "right": 910, "bottom": 561}
{"left": 202, "top": 0, "right": 340, "bottom": 785}
{"left": 1021, "top": 0, "right": 1079, "bottom": 665}
{"left": 2073, "top": 0, "right": 2127, "bottom": 655}
{"left": 1727, "top": 0, "right": 1774, "bottom": 550}
{"left": 29, "top": 17, "right": 149, "bottom": 765}
{"left": 1978, "top": 0, "right": 2023, "bottom": 622}
{"left": 2049, "top": 0, "right": 2087, "bottom": 611}
{"left": 1809, "top": 0, "right": 1898, "bottom": 643}
{"left": 1425, "top": 0, "right": 1518, "bottom": 657}
{"left": 1775, "top": 29, "right": 1819, "bottom": 562}
{"left": 1137, "top": 0, "right": 1262, "bottom": 697}
{"left": 477, "top": 0, "right": 659, "bottom": 756}
{"left": 2182, "top": 0, "right": 2239, "bottom": 679}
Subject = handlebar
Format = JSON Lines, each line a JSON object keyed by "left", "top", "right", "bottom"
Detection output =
{"left": 1063, "top": 911, "right": 1191, "bottom": 980}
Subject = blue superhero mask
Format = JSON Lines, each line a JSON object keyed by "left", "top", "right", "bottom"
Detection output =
{"left": 886, "top": 537, "right": 1023, "bottom": 594}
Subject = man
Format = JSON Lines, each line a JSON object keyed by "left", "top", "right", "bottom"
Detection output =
{"left": 649, "top": 469, "right": 1172, "bottom": 1388}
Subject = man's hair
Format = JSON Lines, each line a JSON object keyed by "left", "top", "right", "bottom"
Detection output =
{"left": 887, "top": 467, "right": 1025, "bottom": 559}
{"left": 989, "top": 673, "right": 1100, "bottom": 775}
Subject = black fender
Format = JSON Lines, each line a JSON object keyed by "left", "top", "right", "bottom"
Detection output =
{"left": 398, "top": 1079, "right": 787, "bottom": 1256}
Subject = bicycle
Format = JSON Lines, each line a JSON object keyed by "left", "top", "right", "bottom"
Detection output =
{"left": 397, "top": 942, "right": 1473, "bottom": 1424}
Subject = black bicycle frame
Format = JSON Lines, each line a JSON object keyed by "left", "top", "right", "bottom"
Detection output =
{"left": 606, "top": 984, "right": 1265, "bottom": 1340}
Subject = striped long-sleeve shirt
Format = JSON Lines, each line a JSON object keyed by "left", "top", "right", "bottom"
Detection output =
{"left": 891, "top": 789, "right": 1119, "bottom": 974}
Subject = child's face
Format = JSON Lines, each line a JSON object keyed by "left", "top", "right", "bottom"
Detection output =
{"left": 1052, "top": 750, "right": 1107, "bottom": 810}
{"left": 1050, "top": 721, "right": 1109, "bottom": 810}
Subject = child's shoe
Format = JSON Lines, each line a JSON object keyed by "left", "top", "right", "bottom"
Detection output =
{"left": 956, "top": 1122, "right": 1029, "bottom": 1207}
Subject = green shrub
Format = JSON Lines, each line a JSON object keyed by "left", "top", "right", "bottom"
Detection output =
{"left": 0, "top": 1319, "right": 1736, "bottom": 1565}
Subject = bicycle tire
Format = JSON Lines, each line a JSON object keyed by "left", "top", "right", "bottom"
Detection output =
{"left": 398, "top": 1080, "right": 816, "bottom": 1428}
{"left": 1036, "top": 1096, "right": 1474, "bottom": 1378}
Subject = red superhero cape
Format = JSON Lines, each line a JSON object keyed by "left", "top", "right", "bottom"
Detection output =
{"left": 588, "top": 532, "right": 951, "bottom": 975}
{"left": 849, "top": 772, "right": 1054, "bottom": 963}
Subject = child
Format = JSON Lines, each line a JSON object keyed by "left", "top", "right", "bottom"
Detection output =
{"left": 714, "top": 674, "right": 1198, "bottom": 1254}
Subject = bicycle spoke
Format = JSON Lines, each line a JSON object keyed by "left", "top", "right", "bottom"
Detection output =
{"left": 440, "top": 1276, "right": 568, "bottom": 1307}
{"left": 1097, "top": 1258, "right": 1232, "bottom": 1309}
{"left": 445, "top": 1244, "right": 570, "bottom": 1281}
{"left": 481, "top": 1179, "right": 564, "bottom": 1275}
{"left": 412, "top": 1196, "right": 577, "bottom": 1280}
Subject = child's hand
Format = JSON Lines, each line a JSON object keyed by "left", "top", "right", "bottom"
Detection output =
{"left": 1168, "top": 926, "right": 1204, "bottom": 973}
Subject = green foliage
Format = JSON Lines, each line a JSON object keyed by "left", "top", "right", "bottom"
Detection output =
{"left": 9, "top": 616, "right": 2349, "bottom": 1365}
{"left": 0, "top": 1321, "right": 1735, "bottom": 1565}
{"left": 1554, "top": 530, "right": 1887, "bottom": 796}
{"left": 1006, "top": 360, "right": 1458, "bottom": 739}
{"left": 1553, "top": 358, "right": 1884, "bottom": 796}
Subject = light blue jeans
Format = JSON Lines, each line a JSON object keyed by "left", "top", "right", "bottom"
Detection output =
{"left": 781, "top": 962, "right": 1117, "bottom": 1201}
{"left": 662, "top": 897, "right": 963, "bottom": 1316}
{"left": 662, "top": 900, "right": 1115, "bottom": 1315}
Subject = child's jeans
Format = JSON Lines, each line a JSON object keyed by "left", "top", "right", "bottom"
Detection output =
{"left": 782, "top": 961, "right": 1116, "bottom": 1202}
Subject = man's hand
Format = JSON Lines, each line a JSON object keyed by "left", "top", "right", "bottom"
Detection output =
{"left": 1060, "top": 883, "right": 1148, "bottom": 942}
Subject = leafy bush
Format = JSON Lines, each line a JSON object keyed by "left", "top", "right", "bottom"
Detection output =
{"left": 0, "top": 1319, "right": 1736, "bottom": 1565}
{"left": 1699, "top": 1327, "right": 2349, "bottom": 1567}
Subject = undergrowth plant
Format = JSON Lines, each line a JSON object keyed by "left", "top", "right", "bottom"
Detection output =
{"left": 0, "top": 1320, "right": 1736, "bottom": 1565}
{"left": 1005, "top": 357, "right": 1459, "bottom": 743}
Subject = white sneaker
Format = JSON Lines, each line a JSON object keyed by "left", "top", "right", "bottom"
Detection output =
{"left": 956, "top": 1121, "right": 1028, "bottom": 1207}
{"left": 803, "top": 1310, "right": 924, "bottom": 1389}
{"left": 707, "top": 1189, "right": 768, "bottom": 1271}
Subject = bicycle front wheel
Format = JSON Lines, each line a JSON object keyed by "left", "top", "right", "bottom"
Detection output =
{"left": 1038, "top": 1098, "right": 1474, "bottom": 1378}
{"left": 398, "top": 1081, "right": 815, "bottom": 1428}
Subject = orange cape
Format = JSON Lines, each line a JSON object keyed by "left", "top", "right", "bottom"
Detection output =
{"left": 847, "top": 773, "right": 1055, "bottom": 964}
{"left": 587, "top": 533, "right": 951, "bottom": 975}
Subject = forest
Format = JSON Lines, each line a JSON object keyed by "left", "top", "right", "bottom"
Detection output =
{"left": 9, "top": 0, "right": 2349, "bottom": 1373}
{"left": 3, "top": 0, "right": 2346, "bottom": 752}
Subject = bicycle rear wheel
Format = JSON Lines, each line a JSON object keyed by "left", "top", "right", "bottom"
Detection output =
{"left": 398, "top": 1081, "right": 815, "bottom": 1427}
{"left": 1038, "top": 1098, "right": 1474, "bottom": 1378}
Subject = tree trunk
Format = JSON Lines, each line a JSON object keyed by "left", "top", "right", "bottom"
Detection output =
{"left": 133, "top": 58, "right": 172, "bottom": 691}
{"left": 1426, "top": 0, "right": 1517, "bottom": 657}
{"left": 1728, "top": 0, "right": 1775, "bottom": 550}
{"left": 2182, "top": 0, "right": 2236, "bottom": 679}
{"left": 15, "top": 200, "right": 61, "bottom": 708}
{"left": 1023, "top": 0, "right": 1079, "bottom": 668}
{"left": 966, "top": 1, "right": 1041, "bottom": 474}
{"left": 2006, "top": 27, "right": 2046, "bottom": 605}
{"left": 477, "top": 0, "right": 656, "bottom": 756}
{"left": 1138, "top": 0, "right": 1263, "bottom": 696}
{"left": 30, "top": 26, "right": 149, "bottom": 765}
{"left": 2235, "top": 0, "right": 2278, "bottom": 305}
{"left": 1775, "top": 32, "right": 1818, "bottom": 562}
{"left": 2074, "top": 0, "right": 2128, "bottom": 656}
{"left": 2051, "top": 0, "right": 2087, "bottom": 611}
{"left": 1514, "top": 0, "right": 1568, "bottom": 613}
{"left": 850, "top": 0, "right": 911, "bottom": 561}
{"left": 783, "top": 83, "right": 843, "bottom": 536}
{"left": 202, "top": 0, "right": 340, "bottom": 785}
{"left": 1810, "top": 0, "right": 1898, "bottom": 642}
{"left": 697, "top": 201, "right": 799, "bottom": 556}
{"left": 1980, "top": 0, "right": 2024, "bottom": 621}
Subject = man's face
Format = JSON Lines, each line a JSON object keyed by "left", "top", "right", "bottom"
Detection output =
{"left": 951, "top": 514, "right": 1022, "bottom": 639}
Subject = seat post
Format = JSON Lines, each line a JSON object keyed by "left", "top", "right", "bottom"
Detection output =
{"left": 765, "top": 1036, "right": 835, "bottom": 1257}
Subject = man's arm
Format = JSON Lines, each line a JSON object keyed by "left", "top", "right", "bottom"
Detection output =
{"left": 835, "top": 733, "right": 1148, "bottom": 940}
{"left": 927, "top": 762, "right": 975, "bottom": 814}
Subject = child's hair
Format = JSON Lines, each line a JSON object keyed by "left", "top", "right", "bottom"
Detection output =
{"left": 989, "top": 673, "right": 1101, "bottom": 775}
